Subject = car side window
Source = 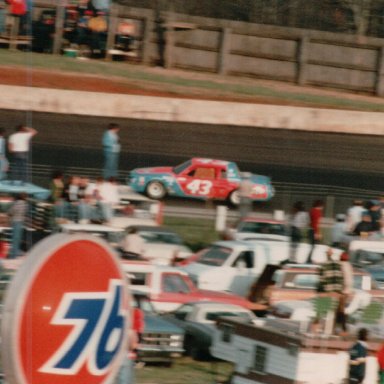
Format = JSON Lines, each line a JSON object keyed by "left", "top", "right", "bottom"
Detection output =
{"left": 162, "top": 273, "right": 191, "bottom": 293}
{"left": 174, "top": 304, "right": 193, "bottom": 320}
{"left": 193, "top": 167, "right": 215, "bottom": 179}
{"left": 292, "top": 274, "right": 318, "bottom": 289}
{"left": 232, "top": 251, "right": 254, "bottom": 269}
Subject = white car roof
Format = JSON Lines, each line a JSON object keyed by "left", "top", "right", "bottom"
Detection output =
{"left": 59, "top": 223, "right": 125, "bottom": 233}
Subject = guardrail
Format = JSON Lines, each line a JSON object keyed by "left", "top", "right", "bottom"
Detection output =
{"left": 29, "top": 164, "right": 381, "bottom": 219}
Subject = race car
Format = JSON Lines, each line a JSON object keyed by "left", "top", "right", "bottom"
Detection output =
{"left": 128, "top": 158, "right": 274, "bottom": 205}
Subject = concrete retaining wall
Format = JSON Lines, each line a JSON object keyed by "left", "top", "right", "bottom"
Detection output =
{"left": 1, "top": 84, "right": 384, "bottom": 136}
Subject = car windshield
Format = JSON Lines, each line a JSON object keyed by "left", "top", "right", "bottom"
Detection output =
{"left": 132, "top": 295, "right": 155, "bottom": 313}
{"left": 163, "top": 274, "right": 191, "bottom": 293}
{"left": 205, "top": 311, "right": 252, "bottom": 322}
{"left": 198, "top": 246, "right": 233, "bottom": 266}
{"left": 238, "top": 222, "right": 286, "bottom": 236}
{"left": 354, "top": 250, "right": 384, "bottom": 265}
{"left": 173, "top": 160, "right": 192, "bottom": 175}
{"left": 139, "top": 230, "right": 183, "bottom": 245}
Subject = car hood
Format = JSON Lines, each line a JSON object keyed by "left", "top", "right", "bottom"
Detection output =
{"left": 144, "top": 313, "right": 184, "bottom": 334}
{"left": 194, "top": 290, "right": 252, "bottom": 308}
{"left": 133, "top": 167, "right": 174, "bottom": 175}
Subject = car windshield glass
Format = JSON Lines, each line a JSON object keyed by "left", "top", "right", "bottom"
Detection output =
{"left": 173, "top": 160, "right": 192, "bottom": 174}
{"left": 163, "top": 274, "right": 191, "bottom": 293}
{"left": 132, "top": 295, "right": 155, "bottom": 313}
{"left": 354, "top": 250, "right": 384, "bottom": 265}
{"left": 239, "top": 222, "right": 286, "bottom": 236}
{"left": 205, "top": 311, "right": 252, "bottom": 322}
{"left": 139, "top": 231, "right": 182, "bottom": 245}
{"left": 198, "top": 246, "right": 233, "bottom": 266}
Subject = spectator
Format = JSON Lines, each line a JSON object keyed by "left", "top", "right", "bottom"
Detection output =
{"left": 367, "top": 200, "right": 382, "bottom": 232}
{"left": 290, "top": 201, "right": 309, "bottom": 262}
{"left": 8, "top": 124, "right": 37, "bottom": 184}
{"left": 0, "top": 127, "right": 8, "bottom": 180}
{"left": 331, "top": 213, "right": 347, "bottom": 248}
{"left": 307, "top": 199, "right": 324, "bottom": 263}
{"left": 102, "top": 123, "right": 120, "bottom": 180}
{"left": 49, "top": 170, "right": 66, "bottom": 220}
{"left": 120, "top": 226, "right": 145, "bottom": 260}
{"left": 8, "top": 192, "right": 28, "bottom": 259}
{"left": 98, "top": 176, "right": 119, "bottom": 223}
{"left": 346, "top": 199, "right": 366, "bottom": 233}
{"left": 238, "top": 172, "right": 253, "bottom": 220}
{"left": 63, "top": 175, "right": 80, "bottom": 222}
{"left": 349, "top": 328, "right": 369, "bottom": 384}
{"left": 317, "top": 247, "right": 344, "bottom": 334}
{"left": 353, "top": 211, "right": 374, "bottom": 237}
{"left": 338, "top": 251, "right": 354, "bottom": 335}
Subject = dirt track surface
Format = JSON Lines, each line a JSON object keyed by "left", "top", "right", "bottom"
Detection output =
{"left": 3, "top": 64, "right": 384, "bottom": 110}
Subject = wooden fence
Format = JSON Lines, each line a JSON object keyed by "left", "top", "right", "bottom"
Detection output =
{"left": 3, "top": 2, "right": 384, "bottom": 96}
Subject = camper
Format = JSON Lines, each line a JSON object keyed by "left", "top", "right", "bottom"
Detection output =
{"left": 211, "top": 317, "right": 379, "bottom": 384}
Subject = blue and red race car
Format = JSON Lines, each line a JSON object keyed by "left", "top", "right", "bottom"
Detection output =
{"left": 128, "top": 158, "right": 274, "bottom": 205}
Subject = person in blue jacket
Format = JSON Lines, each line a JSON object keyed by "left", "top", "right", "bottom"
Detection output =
{"left": 102, "top": 123, "right": 120, "bottom": 179}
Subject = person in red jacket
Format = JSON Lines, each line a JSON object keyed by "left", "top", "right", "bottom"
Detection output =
{"left": 7, "top": 0, "right": 26, "bottom": 16}
{"left": 307, "top": 199, "right": 324, "bottom": 263}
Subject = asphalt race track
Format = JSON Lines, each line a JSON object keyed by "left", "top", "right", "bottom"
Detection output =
{"left": 0, "top": 109, "right": 383, "bottom": 191}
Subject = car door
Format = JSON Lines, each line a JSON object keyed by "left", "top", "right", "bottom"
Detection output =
{"left": 228, "top": 250, "right": 257, "bottom": 296}
{"left": 176, "top": 165, "right": 216, "bottom": 199}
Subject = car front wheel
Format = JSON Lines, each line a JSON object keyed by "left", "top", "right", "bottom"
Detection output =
{"left": 146, "top": 181, "right": 167, "bottom": 199}
{"left": 228, "top": 190, "right": 240, "bottom": 206}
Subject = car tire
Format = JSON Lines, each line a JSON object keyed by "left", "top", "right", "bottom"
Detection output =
{"left": 145, "top": 181, "right": 166, "bottom": 200}
{"left": 228, "top": 190, "right": 240, "bottom": 206}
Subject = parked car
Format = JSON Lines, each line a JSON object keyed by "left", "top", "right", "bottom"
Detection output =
{"left": 228, "top": 217, "right": 289, "bottom": 242}
{"left": 161, "top": 301, "right": 257, "bottom": 360}
{"left": 122, "top": 262, "right": 254, "bottom": 312}
{"left": 128, "top": 157, "right": 274, "bottom": 205}
{"left": 131, "top": 290, "right": 184, "bottom": 365}
{"left": 124, "top": 225, "right": 192, "bottom": 265}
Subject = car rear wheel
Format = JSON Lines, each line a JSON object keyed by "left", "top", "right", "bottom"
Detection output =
{"left": 146, "top": 181, "right": 166, "bottom": 199}
{"left": 228, "top": 190, "right": 240, "bottom": 206}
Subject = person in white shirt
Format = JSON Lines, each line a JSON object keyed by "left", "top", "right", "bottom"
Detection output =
{"left": 120, "top": 227, "right": 145, "bottom": 259}
{"left": 346, "top": 200, "right": 366, "bottom": 233}
{"left": 98, "top": 177, "right": 119, "bottom": 223}
{"left": 8, "top": 125, "right": 37, "bottom": 184}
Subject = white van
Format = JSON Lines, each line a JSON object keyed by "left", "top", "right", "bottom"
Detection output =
{"left": 182, "top": 240, "right": 341, "bottom": 297}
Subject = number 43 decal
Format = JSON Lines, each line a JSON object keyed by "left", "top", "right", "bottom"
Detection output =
{"left": 186, "top": 179, "right": 213, "bottom": 195}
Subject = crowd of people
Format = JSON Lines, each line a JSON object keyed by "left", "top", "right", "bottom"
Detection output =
{"left": 290, "top": 197, "right": 384, "bottom": 260}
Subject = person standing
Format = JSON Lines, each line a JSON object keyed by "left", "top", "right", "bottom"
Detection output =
{"left": 8, "top": 124, "right": 37, "bottom": 184}
{"left": 346, "top": 200, "right": 366, "bottom": 233}
{"left": 102, "top": 123, "right": 120, "bottom": 180}
{"left": 349, "top": 328, "right": 369, "bottom": 384}
{"left": 8, "top": 192, "right": 28, "bottom": 259}
{"left": 317, "top": 247, "right": 344, "bottom": 334}
{"left": 238, "top": 172, "right": 253, "bottom": 220}
{"left": 290, "top": 201, "right": 309, "bottom": 262}
{"left": 307, "top": 199, "right": 324, "bottom": 263}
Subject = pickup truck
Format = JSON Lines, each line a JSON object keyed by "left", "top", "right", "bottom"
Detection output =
{"left": 121, "top": 261, "right": 253, "bottom": 312}
{"left": 181, "top": 240, "right": 343, "bottom": 297}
